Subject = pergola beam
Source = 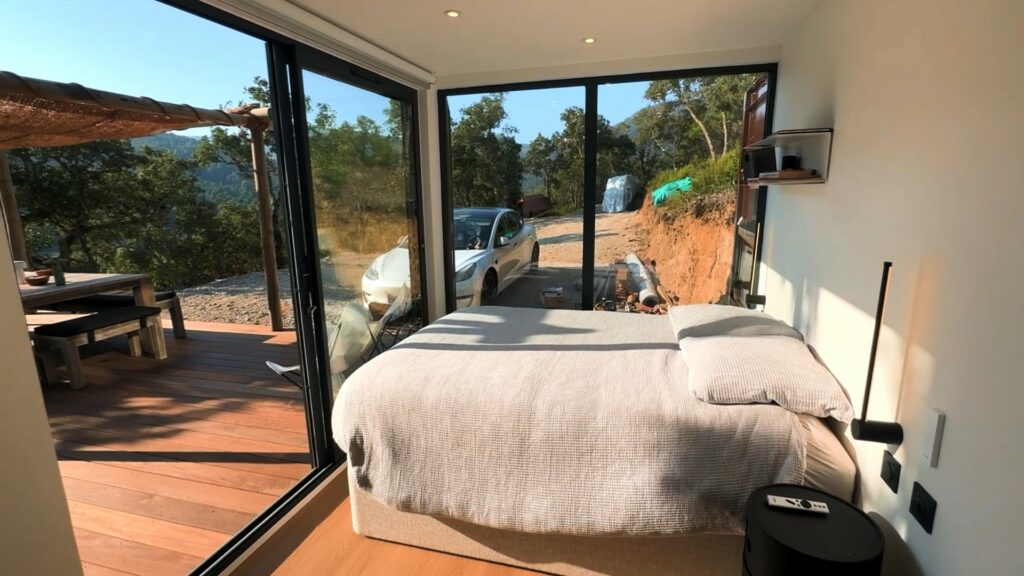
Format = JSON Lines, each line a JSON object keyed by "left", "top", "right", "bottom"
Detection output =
{"left": 0, "top": 70, "right": 288, "bottom": 330}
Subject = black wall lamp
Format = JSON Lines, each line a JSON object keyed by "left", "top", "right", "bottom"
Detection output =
{"left": 851, "top": 261, "right": 904, "bottom": 445}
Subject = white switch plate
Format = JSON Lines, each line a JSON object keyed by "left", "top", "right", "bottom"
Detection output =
{"left": 923, "top": 408, "right": 945, "bottom": 468}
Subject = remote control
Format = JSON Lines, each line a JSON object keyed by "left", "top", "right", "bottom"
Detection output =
{"left": 766, "top": 495, "right": 830, "bottom": 515}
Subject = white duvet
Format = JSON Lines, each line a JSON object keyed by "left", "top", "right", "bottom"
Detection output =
{"left": 334, "top": 306, "right": 807, "bottom": 536}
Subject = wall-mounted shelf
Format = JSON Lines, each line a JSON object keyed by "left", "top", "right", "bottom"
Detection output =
{"left": 743, "top": 128, "right": 833, "bottom": 186}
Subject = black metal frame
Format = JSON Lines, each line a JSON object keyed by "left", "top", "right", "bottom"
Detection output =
{"left": 153, "top": 2, "right": 427, "bottom": 574}
{"left": 745, "top": 72, "right": 778, "bottom": 307}
{"left": 437, "top": 63, "right": 778, "bottom": 313}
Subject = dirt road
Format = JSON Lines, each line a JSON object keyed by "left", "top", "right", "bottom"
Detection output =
{"left": 531, "top": 210, "right": 643, "bottom": 267}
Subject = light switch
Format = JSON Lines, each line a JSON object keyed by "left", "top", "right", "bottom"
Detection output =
{"left": 923, "top": 408, "right": 945, "bottom": 468}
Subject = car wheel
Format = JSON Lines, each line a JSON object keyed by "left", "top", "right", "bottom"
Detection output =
{"left": 481, "top": 270, "right": 498, "bottom": 305}
{"left": 530, "top": 243, "right": 540, "bottom": 272}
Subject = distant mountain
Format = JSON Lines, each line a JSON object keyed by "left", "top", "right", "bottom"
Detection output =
{"left": 614, "top": 101, "right": 670, "bottom": 141}
{"left": 132, "top": 133, "right": 254, "bottom": 203}
{"left": 132, "top": 133, "right": 197, "bottom": 159}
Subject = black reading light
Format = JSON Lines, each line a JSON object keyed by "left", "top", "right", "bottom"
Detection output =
{"left": 851, "top": 261, "right": 904, "bottom": 445}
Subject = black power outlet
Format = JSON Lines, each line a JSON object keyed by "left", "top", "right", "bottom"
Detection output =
{"left": 880, "top": 450, "right": 901, "bottom": 493}
{"left": 910, "top": 482, "right": 937, "bottom": 534}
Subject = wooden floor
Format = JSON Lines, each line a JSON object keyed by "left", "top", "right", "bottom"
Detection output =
{"left": 269, "top": 478, "right": 538, "bottom": 576}
{"left": 37, "top": 319, "right": 311, "bottom": 576}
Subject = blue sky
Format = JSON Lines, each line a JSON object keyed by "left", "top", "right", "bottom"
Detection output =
{"left": 1, "top": 0, "right": 653, "bottom": 141}
{"left": 448, "top": 82, "right": 650, "bottom": 144}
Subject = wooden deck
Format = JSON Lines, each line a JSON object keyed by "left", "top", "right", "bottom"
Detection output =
{"left": 37, "top": 320, "right": 310, "bottom": 575}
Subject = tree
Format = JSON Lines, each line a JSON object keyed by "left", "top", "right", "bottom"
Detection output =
{"left": 449, "top": 94, "right": 523, "bottom": 209}
{"left": 641, "top": 75, "right": 755, "bottom": 165}
{"left": 522, "top": 107, "right": 634, "bottom": 213}
{"left": 523, "top": 133, "right": 559, "bottom": 195}
{"left": 10, "top": 140, "right": 260, "bottom": 289}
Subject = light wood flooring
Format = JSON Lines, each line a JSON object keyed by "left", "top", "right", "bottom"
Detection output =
{"left": 267, "top": 475, "right": 538, "bottom": 576}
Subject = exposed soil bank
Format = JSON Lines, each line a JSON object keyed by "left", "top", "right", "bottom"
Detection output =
{"left": 636, "top": 193, "right": 735, "bottom": 305}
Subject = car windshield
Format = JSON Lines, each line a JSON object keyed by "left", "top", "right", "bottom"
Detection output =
{"left": 453, "top": 214, "right": 495, "bottom": 250}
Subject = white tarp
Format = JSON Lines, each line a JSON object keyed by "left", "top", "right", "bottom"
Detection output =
{"left": 601, "top": 174, "right": 641, "bottom": 213}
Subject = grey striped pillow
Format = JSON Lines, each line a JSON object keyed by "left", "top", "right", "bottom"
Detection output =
{"left": 668, "top": 304, "right": 803, "bottom": 341}
{"left": 681, "top": 335, "right": 853, "bottom": 422}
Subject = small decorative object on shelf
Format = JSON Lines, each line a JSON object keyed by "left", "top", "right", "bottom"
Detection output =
{"left": 744, "top": 484, "right": 884, "bottom": 576}
{"left": 743, "top": 128, "right": 833, "bottom": 186}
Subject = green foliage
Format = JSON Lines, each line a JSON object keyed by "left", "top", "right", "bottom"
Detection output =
{"left": 516, "top": 74, "right": 758, "bottom": 215}
{"left": 649, "top": 148, "right": 740, "bottom": 216}
{"left": 449, "top": 94, "right": 523, "bottom": 209}
{"left": 520, "top": 106, "right": 634, "bottom": 214}
{"left": 9, "top": 75, "right": 417, "bottom": 293}
{"left": 307, "top": 109, "right": 413, "bottom": 255}
{"left": 642, "top": 75, "right": 753, "bottom": 163}
{"left": 11, "top": 141, "right": 262, "bottom": 289}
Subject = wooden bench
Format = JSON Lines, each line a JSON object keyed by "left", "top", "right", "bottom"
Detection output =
{"left": 46, "top": 291, "right": 186, "bottom": 339}
{"left": 32, "top": 306, "right": 166, "bottom": 390}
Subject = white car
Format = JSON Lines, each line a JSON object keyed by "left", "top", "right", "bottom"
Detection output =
{"left": 361, "top": 207, "right": 540, "bottom": 309}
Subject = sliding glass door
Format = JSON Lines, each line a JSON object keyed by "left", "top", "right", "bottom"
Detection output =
{"left": 291, "top": 51, "right": 425, "bottom": 403}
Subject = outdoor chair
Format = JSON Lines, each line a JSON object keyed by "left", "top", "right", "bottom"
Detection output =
{"left": 362, "top": 285, "right": 412, "bottom": 362}
{"left": 267, "top": 303, "right": 373, "bottom": 399}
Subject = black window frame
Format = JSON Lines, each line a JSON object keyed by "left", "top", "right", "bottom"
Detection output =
{"left": 438, "top": 64, "right": 777, "bottom": 313}
{"left": 153, "top": 2, "right": 427, "bottom": 574}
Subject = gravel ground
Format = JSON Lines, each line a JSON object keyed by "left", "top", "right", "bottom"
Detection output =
{"left": 178, "top": 259, "right": 364, "bottom": 329}
{"left": 178, "top": 269, "right": 297, "bottom": 328}
{"left": 178, "top": 211, "right": 644, "bottom": 326}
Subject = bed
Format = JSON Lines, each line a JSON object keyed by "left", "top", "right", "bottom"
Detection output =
{"left": 333, "top": 306, "right": 857, "bottom": 575}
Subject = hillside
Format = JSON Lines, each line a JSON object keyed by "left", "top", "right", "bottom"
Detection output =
{"left": 132, "top": 133, "right": 254, "bottom": 203}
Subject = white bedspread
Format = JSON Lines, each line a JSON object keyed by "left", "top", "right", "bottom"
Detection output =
{"left": 334, "top": 306, "right": 807, "bottom": 536}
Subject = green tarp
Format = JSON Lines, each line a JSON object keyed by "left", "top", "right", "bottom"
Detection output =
{"left": 651, "top": 177, "right": 692, "bottom": 206}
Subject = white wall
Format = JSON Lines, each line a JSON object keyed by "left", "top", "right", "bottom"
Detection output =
{"left": 762, "top": 1, "right": 1024, "bottom": 574}
{"left": 0, "top": 232, "right": 82, "bottom": 574}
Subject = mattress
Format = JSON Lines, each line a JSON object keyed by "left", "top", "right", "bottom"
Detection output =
{"left": 799, "top": 413, "right": 856, "bottom": 499}
{"left": 334, "top": 306, "right": 856, "bottom": 537}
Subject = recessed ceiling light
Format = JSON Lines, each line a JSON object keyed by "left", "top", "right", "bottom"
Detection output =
{"left": 583, "top": 37, "right": 596, "bottom": 44}
{"left": 444, "top": 9, "right": 461, "bottom": 18}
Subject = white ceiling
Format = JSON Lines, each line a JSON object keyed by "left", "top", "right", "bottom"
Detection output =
{"left": 284, "top": 0, "right": 822, "bottom": 77}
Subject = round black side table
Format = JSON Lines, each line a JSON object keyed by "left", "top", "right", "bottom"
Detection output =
{"left": 743, "top": 484, "right": 884, "bottom": 576}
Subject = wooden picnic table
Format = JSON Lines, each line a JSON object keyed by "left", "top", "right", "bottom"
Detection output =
{"left": 20, "top": 272, "right": 167, "bottom": 355}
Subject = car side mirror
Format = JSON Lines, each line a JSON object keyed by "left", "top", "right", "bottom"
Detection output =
{"left": 496, "top": 236, "right": 511, "bottom": 247}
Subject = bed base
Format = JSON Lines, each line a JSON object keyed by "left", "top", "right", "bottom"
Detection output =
{"left": 350, "top": 471, "right": 743, "bottom": 576}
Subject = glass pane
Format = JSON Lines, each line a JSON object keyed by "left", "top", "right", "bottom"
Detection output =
{"left": 3, "top": 1, "right": 310, "bottom": 573}
{"left": 595, "top": 74, "right": 766, "bottom": 309}
{"left": 301, "top": 70, "right": 423, "bottom": 400}
{"left": 447, "top": 88, "right": 585, "bottom": 310}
